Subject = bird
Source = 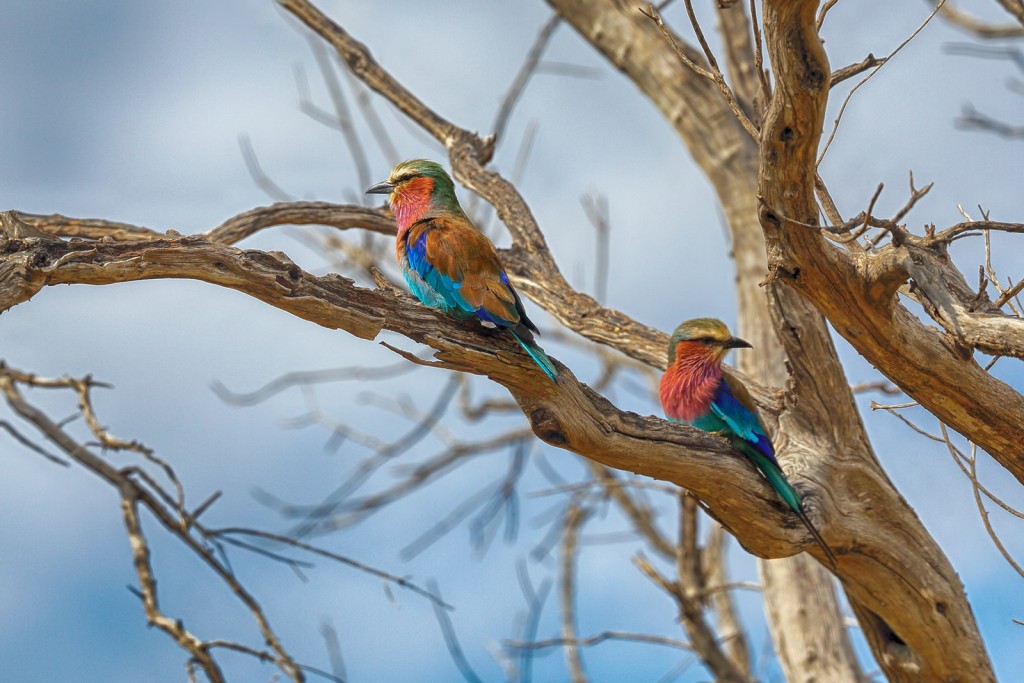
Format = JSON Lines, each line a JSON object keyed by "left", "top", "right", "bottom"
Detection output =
{"left": 659, "top": 318, "right": 836, "bottom": 566}
{"left": 366, "top": 159, "right": 558, "bottom": 382}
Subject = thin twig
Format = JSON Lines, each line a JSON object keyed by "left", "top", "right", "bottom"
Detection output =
{"left": 211, "top": 361, "right": 417, "bottom": 406}
{"left": 507, "top": 631, "right": 694, "bottom": 651}
{"left": 994, "top": 278, "right": 1024, "bottom": 309}
{"left": 581, "top": 194, "right": 610, "bottom": 302}
{"left": 850, "top": 381, "right": 902, "bottom": 395}
{"left": 427, "top": 579, "right": 484, "bottom": 683}
{"left": 704, "top": 523, "right": 751, "bottom": 676}
{"left": 306, "top": 38, "right": 372, "bottom": 194}
{"left": 818, "top": 0, "right": 946, "bottom": 166}
{"left": 639, "top": 4, "right": 759, "bottom": 139}
{"left": 212, "top": 527, "right": 453, "bottom": 609}
{"left": 749, "top": 0, "right": 770, "bottom": 110}
{"left": 874, "top": 403, "right": 1024, "bottom": 521}
{"left": 941, "top": 426, "right": 1024, "bottom": 579}
{"left": 512, "top": 560, "right": 553, "bottom": 683}
{"left": 0, "top": 368, "right": 306, "bottom": 681}
{"left": 0, "top": 420, "right": 70, "bottom": 465}
{"left": 493, "top": 14, "right": 562, "bottom": 144}
{"left": 816, "top": 0, "right": 840, "bottom": 29}
{"left": 831, "top": 53, "right": 889, "bottom": 87}
{"left": 238, "top": 133, "right": 294, "bottom": 202}
{"left": 121, "top": 494, "right": 228, "bottom": 683}
{"left": 634, "top": 547, "right": 748, "bottom": 683}
{"left": 936, "top": 2, "right": 1024, "bottom": 39}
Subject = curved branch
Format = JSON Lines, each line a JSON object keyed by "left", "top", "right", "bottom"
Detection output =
{"left": 208, "top": 202, "right": 395, "bottom": 244}
{"left": 547, "top": 3, "right": 868, "bottom": 681}
{"left": 4, "top": 204, "right": 397, "bottom": 247}
{"left": 11, "top": 2, "right": 1001, "bottom": 680}
{"left": 0, "top": 232, "right": 814, "bottom": 558}
{"left": 8, "top": 210, "right": 163, "bottom": 241}
{"left": 0, "top": 209, "right": 727, "bottom": 389}
{"left": 937, "top": 0, "right": 1024, "bottom": 38}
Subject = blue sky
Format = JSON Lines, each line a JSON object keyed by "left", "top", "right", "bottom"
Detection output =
{"left": 1, "top": 1, "right": 1022, "bottom": 681}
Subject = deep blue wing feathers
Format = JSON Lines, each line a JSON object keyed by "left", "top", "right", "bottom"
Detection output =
{"left": 404, "top": 230, "right": 472, "bottom": 314}
{"left": 403, "top": 226, "right": 514, "bottom": 322}
{"left": 397, "top": 219, "right": 558, "bottom": 382}
{"left": 708, "top": 380, "right": 777, "bottom": 464}
{"left": 664, "top": 362, "right": 836, "bottom": 565}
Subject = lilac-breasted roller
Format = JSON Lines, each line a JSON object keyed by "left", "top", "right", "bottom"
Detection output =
{"left": 659, "top": 318, "right": 836, "bottom": 566}
{"left": 366, "top": 159, "right": 558, "bottom": 382}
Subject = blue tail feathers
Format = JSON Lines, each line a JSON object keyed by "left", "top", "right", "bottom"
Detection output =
{"left": 738, "top": 442, "right": 837, "bottom": 567}
{"left": 509, "top": 330, "right": 559, "bottom": 382}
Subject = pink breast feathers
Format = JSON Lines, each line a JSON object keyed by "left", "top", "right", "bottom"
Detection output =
{"left": 659, "top": 345, "right": 721, "bottom": 423}
{"left": 391, "top": 176, "right": 435, "bottom": 232}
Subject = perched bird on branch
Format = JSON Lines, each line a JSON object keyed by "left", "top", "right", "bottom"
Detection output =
{"left": 659, "top": 318, "right": 836, "bottom": 566}
{"left": 366, "top": 159, "right": 558, "bottom": 382}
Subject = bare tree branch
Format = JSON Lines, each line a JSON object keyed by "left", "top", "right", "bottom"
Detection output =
{"left": 639, "top": 3, "right": 759, "bottom": 138}
{"left": 560, "top": 502, "right": 590, "bottom": 683}
{"left": 819, "top": 1, "right": 946, "bottom": 165}
{"left": 7, "top": 2, "right": 1016, "bottom": 681}
{"left": 493, "top": 14, "right": 562, "bottom": 144}
{"left": 937, "top": 0, "right": 1024, "bottom": 38}
{"left": 759, "top": 1, "right": 994, "bottom": 678}
{"left": 0, "top": 369, "right": 305, "bottom": 681}
{"left": 426, "top": 580, "right": 484, "bottom": 683}
{"left": 704, "top": 525, "right": 751, "bottom": 677}
{"left": 674, "top": 494, "right": 750, "bottom": 683}
{"left": 507, "top": 630, "right": 693, "bottom": 652}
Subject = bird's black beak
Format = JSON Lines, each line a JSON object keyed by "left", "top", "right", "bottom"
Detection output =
{"left": 724, "top": 336, "right": 753, "bottom": 349}
{"left": 365, "top": 180, "right": 395, "bottom": 195}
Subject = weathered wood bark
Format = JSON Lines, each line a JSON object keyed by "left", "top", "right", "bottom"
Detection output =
{"left": 759, "top": 1, "right": 994, "bottom": 680}
{"left": 539, "top": 0, "right": 1024, "bottom": 485}
{"left": 515, "top": 0, "right": 995, "bottom": 679}
{"left": 711, "top": 4, "right": 865, "bottom": 678}
{"left": 761, "top": 557, "right": 865, "bottom": 683}
{"left": 757, "top": 6, "right": 1024, "bottom": 488}
{"left": 547, "top": 1, "right": 861, "bottom": 679}
{"left": 742, "top": 157, "right": 868, "bottom": 683}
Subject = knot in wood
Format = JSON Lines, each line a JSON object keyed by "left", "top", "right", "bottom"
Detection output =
{"left": 529, "top": 407, "right": 567, "bottom": 446}
{"left": 759, "top": 207, "right": 782, "bottom": 229}
{"left": 30, "top": 243, "right": 69, "bottom": 269}
{"left": 800, "top": 66, "right": 826, "bottom": 91}
{"left": 30, "top": 249, "right": 52, "bottom": 269}
{"left": 348, "top": 45, "right": 370, "bottom": 75}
